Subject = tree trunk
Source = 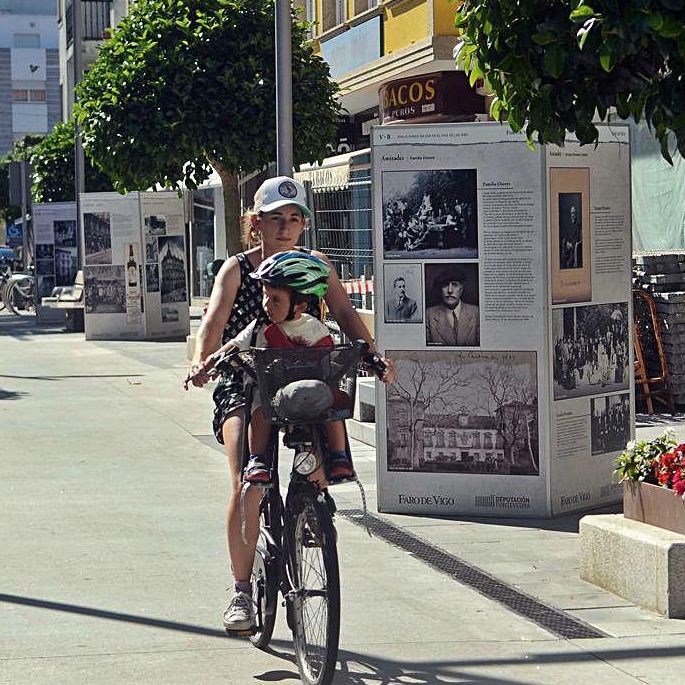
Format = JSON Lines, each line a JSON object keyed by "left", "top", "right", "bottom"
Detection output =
{"left": 207, "top": 158, "right": 242, "bottom": 257}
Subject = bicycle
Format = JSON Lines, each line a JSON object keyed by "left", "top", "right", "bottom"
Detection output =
{"left": 1, "top": 269, "right": 36, "bottom": 315}
{"left": 214, "top": 340, "right": 385, "bottom": 685}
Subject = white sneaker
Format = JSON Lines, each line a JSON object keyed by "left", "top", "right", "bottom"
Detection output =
{"left": 222, "top": 591, "right": 256, "bottom": 632}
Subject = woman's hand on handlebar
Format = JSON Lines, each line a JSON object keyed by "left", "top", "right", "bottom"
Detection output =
{"left": 183, "top": 353, "right": 220, "bottom": 390}
{"left": 379, "top": 356, "right": 396, "bottom": 384}
{"left": 362, "top": 351, "right": 396, "bottom": 384}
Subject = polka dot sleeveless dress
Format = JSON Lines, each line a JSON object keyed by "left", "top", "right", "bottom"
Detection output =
{"left": 212, "top": 251, "right": 321, "bottom": 444}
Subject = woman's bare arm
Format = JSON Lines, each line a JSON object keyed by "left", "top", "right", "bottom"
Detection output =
{"left": 185, "top": 256, "right": 241, "bottom": 388}
{"left": 314, "top": 249, "right": 395, "bottom": 383}
{"left": 314, "top": 250, "right": 374, "bottom": 349}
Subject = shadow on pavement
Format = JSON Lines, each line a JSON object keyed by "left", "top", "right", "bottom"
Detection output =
{"left": 4, "top": 593, "right": 685, "bottom": 683}
{"left": 0, "top": 388, "right": 28, "bottom": 400}
{"left": 0, "top": 373, "right": 144, "bottom": 381}
{"left": 0, "top": 593, "right": 227, "bottom": 639}
{"left": 0, "top": 314, "right": 71, "bottom": 338}
{"left": 260, "top": 638, "right": 685, "bottom": 684}
{"left": 636, "top": 412, "right": 685, "bottom": 426}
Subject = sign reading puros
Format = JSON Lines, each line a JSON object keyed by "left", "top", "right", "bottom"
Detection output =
{"left": 378, "top": 71, "right": 484, "bottom": 124}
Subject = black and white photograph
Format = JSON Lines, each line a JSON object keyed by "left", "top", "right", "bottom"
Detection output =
{"left": 84, "top": 212, "right": 112, "bottom": 265}
{"left": 161, "top": 304, "right": 179, "bottom": 323}
{"left": 55, "top": 247, "right": 78, "bottom": 286}
{"left": 382, "top": 169, "right": 478, "bottom": 259}
{"left": 145, "top": 235, "right": 159, "bottom": 263}
{"left": 144, "top": 214, "right": 167, "bottom": 236}
{"left": 146, "top": 264, "right": 160, "bottom": 293}
{"left": 553, "top": 303, "right": 629, "bottom": 400}
{"left": 558, "top": 192, "right": 583, "bottom": 270}
{"left": 84, "top": 265, "right": 126, "bottom": 314}
{"left": 35, "top": 259, "right": 54, "bottom": 276}
{"left": 549, "top": 167, "right": 591, "bottom": 304}
{"left": 35, "top": 243, "right": 54, "bottom": 260}
{"left": 424, "top": 263, "right": 480, "bottom": 346}
{"left": 54, "top": 219, "right": 77, "bottom": 248}
{"left": 159, "top": 236, "right": 186, "bottom": 303}
{"left": 591, "top": 394, "right": 631, "bottom": 455}
{"left": 384, "top": 263, "right": 422, "bottom": 323}
{"left": 386, "top": 350, "right": 539, "bottom": 476}
{"left": 37, "top": 275, "right": 55, "bottom": 299}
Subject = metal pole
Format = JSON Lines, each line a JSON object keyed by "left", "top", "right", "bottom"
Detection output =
{"left": 275, "top": 0, "right": 293, "bottom": 176}
{"left": 73, "top": 0, "right": 85, "bottom": 269}
{"left": 20, "top": 161, "right": 29, "bottom": 270}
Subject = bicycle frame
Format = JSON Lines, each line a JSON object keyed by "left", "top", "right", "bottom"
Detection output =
{"left": 221, "top": 343, "right": 367, "bottom": 684}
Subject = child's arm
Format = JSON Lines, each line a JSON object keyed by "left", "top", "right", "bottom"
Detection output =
{"left": 183, "top": 320, "right": 256, "bottom": 390}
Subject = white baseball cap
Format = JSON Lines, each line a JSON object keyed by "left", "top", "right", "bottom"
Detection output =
{"left": 253, "top": 176, "right": 313, "bottom": 218}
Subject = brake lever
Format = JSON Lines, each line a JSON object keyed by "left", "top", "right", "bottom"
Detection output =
{"left": 361, "top": 351, "right": 387, "bottom": 379}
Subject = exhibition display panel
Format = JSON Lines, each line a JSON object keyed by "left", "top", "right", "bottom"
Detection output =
{"left": 372, "top": 122, "right": 632, "bottom": 517}
{"left": 33, "top": 202, "right": 79, "bottom": 323}
{"left": 81, "top": 191, "right": 190, "bottom": 341}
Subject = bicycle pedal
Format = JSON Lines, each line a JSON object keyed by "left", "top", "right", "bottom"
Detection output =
{"left": 242, "top": 480, "right": 274, "bottom": 490}
{"left": 225, "top": 627, "right": 257, "bottom": 637}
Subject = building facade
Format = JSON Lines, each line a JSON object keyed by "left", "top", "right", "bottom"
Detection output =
{"left": 57, "top": 0, "right": 113, "bottom": 119}
{"left": 0, "top": 0, "right": 61, "bottom": 156}
{"left": 294, "top": 0, "right": 485, "bottom": 302}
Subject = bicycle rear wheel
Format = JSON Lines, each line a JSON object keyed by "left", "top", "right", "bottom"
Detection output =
{"left": 287, "top": 488, "right": 340, "bottom": 685}
{"left": 250, "top": 486, "right": 282, "bottom": 649}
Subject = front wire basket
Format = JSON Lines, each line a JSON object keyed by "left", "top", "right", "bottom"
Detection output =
{"left": 246, "top": 345, "right": 360, "bottom": 425}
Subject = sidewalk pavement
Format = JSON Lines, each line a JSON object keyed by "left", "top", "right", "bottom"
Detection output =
{"left": 2, "top": 312, "right": 685, "bottom": 684}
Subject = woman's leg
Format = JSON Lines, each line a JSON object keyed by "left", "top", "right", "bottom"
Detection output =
{"left": 221, "top": 410, "right": 263, "bottom": 625}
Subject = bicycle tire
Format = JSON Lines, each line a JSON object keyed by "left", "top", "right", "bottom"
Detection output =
{"left": 287, "top": 488, "right": 340, "bottom": 685}
{"left": 6, "top": 277, "right": 35, "bottom": 315}
{"left": 250, "top": 486, "right": 282, "bottom": 649}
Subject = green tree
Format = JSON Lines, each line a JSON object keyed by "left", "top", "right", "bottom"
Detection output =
{"left": 30, "top": 120, "right": 113, "bottom": 202}
{"left": 0, "top": 122, "right": 113, "bottom": 226}
{"left": 75, "top": 0, "right": 341, "bottom": 254}
{"left": 455, "top": 0, "right": 685, "bottom": 161}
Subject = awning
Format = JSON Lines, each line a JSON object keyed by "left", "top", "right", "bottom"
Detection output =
{"left": 295, "top": 149, "right": 370, "bottom": 191}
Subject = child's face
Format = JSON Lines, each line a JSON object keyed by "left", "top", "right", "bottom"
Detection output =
{"left": 262, "top": 284, "right": 292, "bottom": 323}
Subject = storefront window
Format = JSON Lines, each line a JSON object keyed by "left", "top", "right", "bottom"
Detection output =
{"left": 191, "top": 189, "right": 215, "bottom": 298}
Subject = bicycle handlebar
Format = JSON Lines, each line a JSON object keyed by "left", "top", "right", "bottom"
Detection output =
{"left": 211, "top": 339, "right": 387, "bottom": 380}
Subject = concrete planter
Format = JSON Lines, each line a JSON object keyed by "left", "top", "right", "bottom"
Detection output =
{"left": 623, "top": 481, "right": 685, "bottom": 535}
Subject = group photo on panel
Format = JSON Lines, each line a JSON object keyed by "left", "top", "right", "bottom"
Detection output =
{"left": 382, "top": 169, "right": 479, "bottom": 259}
{"left": 552, "top": 303, "right": 630, "bottom": 400}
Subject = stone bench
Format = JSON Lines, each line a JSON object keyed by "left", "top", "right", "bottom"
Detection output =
{"left": 42, "top": 270, "right": 85, "bottom": 331}
{"left": 580, "top": 513, "right": 685, "bottom": 618}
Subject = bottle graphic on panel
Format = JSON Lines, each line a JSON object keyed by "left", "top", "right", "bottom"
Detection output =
{"left": 127, "top": 245, "right": 138, "bottom": 288}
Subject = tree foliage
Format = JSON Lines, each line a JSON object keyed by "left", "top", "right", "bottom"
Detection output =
{"left": 30, "top": 120, "right": 113, "bottom": 202}
{"left": 0, "top": 122, "right": 113, "bottom": 224}
{"left": 74, "top": 0, "right": 340, "bottom": 192}
{"left": 455, "top": 0, "right": 685, "bottom": 161}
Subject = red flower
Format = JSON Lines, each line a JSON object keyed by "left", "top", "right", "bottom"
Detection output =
{"left": 653, "top": 448, "right": 685, "bottom": 496}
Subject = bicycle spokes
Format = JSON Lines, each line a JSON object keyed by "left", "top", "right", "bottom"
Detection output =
{"left": 290, "top": 499, "right": 339, "bottom": 685}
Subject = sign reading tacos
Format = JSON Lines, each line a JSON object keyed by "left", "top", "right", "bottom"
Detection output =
{"left": 378, "top": 71, "right": 484, "bottom": 124}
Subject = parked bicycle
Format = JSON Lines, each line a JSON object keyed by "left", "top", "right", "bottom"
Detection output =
{"left": 0, "top": 269, "right": 36, "bottom": 315}
{"left": 213, "top": 340, "right": 385, "bottom": 685}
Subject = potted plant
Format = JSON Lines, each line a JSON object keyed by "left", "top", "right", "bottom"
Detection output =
{"left": 615, "top": 430, "right": 685, "bottom": 535}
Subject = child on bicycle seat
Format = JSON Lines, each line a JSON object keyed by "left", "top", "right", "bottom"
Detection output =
{"left": 209, "top": 251, "right": 355, "bottom": 487}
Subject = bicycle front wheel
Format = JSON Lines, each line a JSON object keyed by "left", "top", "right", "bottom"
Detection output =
{"left": 287, "top": 489, "right": 340, "bottom": 685}
{"left": 250, "top": 485, "right": 282, "bottom": 650}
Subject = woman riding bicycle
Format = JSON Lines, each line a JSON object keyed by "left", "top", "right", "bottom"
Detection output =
{"left": 184, "top": 176, "right": 393, "bottom": 632}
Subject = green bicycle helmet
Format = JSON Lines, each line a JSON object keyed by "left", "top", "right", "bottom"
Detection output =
{"left": 250, "top": 251, "right": 330, "bottom": 299}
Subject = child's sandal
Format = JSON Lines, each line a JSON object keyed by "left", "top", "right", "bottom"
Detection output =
{"left": 327, "top": 456, "right": 357, "bottom": 484}
{"left": 243, "top": 454, "right": 274, "bottom": 487}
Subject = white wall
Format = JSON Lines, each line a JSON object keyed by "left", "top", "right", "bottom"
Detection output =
{"left": 0, "top": 13, "right": 58, "bottom": 49}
